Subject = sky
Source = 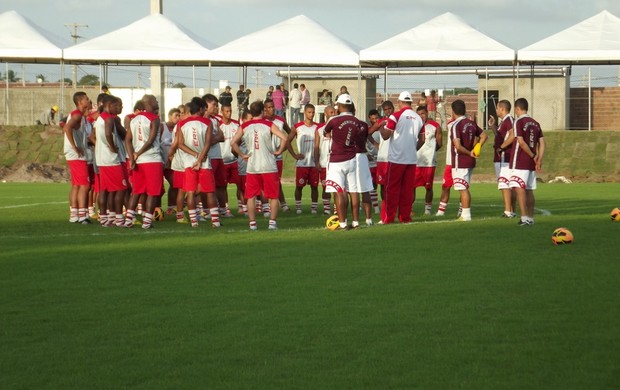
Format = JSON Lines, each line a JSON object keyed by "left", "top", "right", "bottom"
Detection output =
{"left": 2, "top": 0, "right": 620, "bottom": 88}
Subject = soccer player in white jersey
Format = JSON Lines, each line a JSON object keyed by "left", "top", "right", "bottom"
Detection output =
{"left": 413, "top": 105, "right": 442, "bottom": 216}
{"left": 366, "top": 109, "right": 381, "bottom": 214}
{"left": 231, "top": 101, "right": 288, "bottom": 230}
{"left": 219, "top": 104, "right": 243, "bottom": 216}
{"left": 162, "top": 107, "right": 179, "bottom": 215}
{"left": 368, "top": 101, "right": 394, "bottom": 202}
{"left": 287, "top": 104, "right": 319, "bottom": 214}
{"left": 124, "top": 94, "right": 163, "bottom": 229}
{"left": 176, "top": 97, "right": 218, "bottom": 228}
{"left": 203, "top": 94, "right": 227, "bottom": 217}
{"left": 488, "top": 99, "right": 516, "bottom": 218}
{"left": 94, "top": 95, "right": 128, "bottom": 227}
{"left": 168, "top": 104, "right": 190, "bottom": 223}
{"left": 63, "top": 91, "right": 93, "bottom": 224}
{"left": 314, "top": 105, "right": 336, "bottom": 215}
{"left": 263, "top": 99, "right": 292, "bottom": 213}
{"left": 236, "top": 109, "right": 252, "bottom": 215}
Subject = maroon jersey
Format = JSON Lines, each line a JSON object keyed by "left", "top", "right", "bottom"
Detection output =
{"left": 510, "top": 115, "right": 543, "bottom": 171}
{"left": 450, "top": 117, "right": 483, "bottom": 169}
{"left": 493, "top": 115, "right": 514, "bottom": 163}
{"left": 324, "top": 113, "right": 368, "bottom": 163}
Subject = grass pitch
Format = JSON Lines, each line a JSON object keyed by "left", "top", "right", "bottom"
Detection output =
{"left": 1, "top": 182, "right": 619, "bottom": 389}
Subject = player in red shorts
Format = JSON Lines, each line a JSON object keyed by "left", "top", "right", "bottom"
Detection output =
{"left": 219, "top": 103, "right": 243, "bottom": 216}
{"left": 203, "top": 94, "right": 227, "bottom": 217}
{"left": 413, "top": 105, "right": 442, "bottom": 216}
{"left": 168, "top": 104, "right": 190, "bottom": 223}
{"left": 124, "top": 95, "right": 163, "bottom": 229}
{"left": 314, "top": 106, "right": 335, "bottom": 215}
{"left": 368, "top": 100, "right": 394, "bottom": 202}
{"left": 231, "top": 101, "right": 288, "bottom": 230}
{"left": 177, "top": 97, "right": 219, "bottom": 228}
{"left": 94, "top": 95, "right": 128, "bottom": 227}
{"left": 162, "top": 107, "right": 180, "bottom": 215}
{"left": 264, "top": 99, "right": 292, "bottom": 214}
{"left": 287, "top": 104, "right": 319, "bottom": 214}
{"left": 366, "top": 109, "right": 381, "bottom": 215}
{"left": 508, "top": 98, "right": 545, "bottom": 226}
{"left": 63, "top": 91, "right": 93, "bottom": 224}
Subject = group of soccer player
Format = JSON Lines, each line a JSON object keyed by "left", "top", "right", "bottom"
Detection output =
{"left": 62, "top": 86, "right": 544, "bottom": 230}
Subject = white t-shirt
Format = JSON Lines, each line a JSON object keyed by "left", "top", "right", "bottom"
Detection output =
{"left": 241, "top": 118, "right": 278, "bottom": 174}
{"left": 316, "top": 123, "right": 331, "bottom": 169}
{"left": 220, "top": 119, "right": 240, "bottom": 164}
{"left": 63, "top": 109, "right": 88, "bottom": 161}
{"left": 294, "top": 122, "right": 318, "bottom": 167}
{"left": 129, "top": 112, "right": 162, "bottom": 164}
{"left": 94, "top": 112, "right": 121, "bottom": 167}
{"left": 417, "top": 120, "right": 440, "bottom": 167}
{"left": 385, "top": 106, "right": 423, "bottom": 165}
{"left": 179, "top": 116, "right": 212, "bottom": 170}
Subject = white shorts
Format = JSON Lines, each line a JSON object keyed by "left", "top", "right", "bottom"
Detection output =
{"left": 509, "top": 169, "right": 537, "bottom": 190}
{"left": 355, "top": 153, "right": 374, "bottom": 193}
{"left": 495, "top": 162, "right": 511, "bottom": 190}
{"left": 452, "top": 167, "right": 472, "bottom": 191}
{"left": 325, "top": 158, "right": 357, "bottom": 193}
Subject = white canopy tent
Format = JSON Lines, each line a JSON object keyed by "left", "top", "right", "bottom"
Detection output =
{"left": 0, "top": 10, "right": 65, "bottom": 63}
{"left": 359, "top": 12, "right": 515, "bottom": 67}
{"left": 518, "top": 10, "right": 620, "bottom": 65}
{"left": 63, "top": 13, "right": 214, "bottom": 65}
{"left": 518, "top": 10, "right": 620, "bottom": 131}
{"left": 210, "top": 15, "right": 359, "bottom": 67}
{"left": 0, "top": 10, "right": 67, "bottom": 125}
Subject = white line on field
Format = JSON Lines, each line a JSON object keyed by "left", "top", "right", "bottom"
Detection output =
{"left": 0, "top": 201, "right": 66, "bottom": 209}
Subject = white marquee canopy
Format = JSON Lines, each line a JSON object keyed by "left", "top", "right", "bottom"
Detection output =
{"left": 0, "top": 10, "right": 65, "bottom": 63}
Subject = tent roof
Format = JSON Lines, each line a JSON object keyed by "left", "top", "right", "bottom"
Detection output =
{"left": 210, "top": 15, "right": 359, "bottom": 67}
{"left": 518, "top": 10, "right": 620, "bottom": 65}
{"left": 0, "top": 10, "right": 65, "bottom": 62}
{"left": 63, "top": 13, "right": 214, "bottom": 65}
{"left": 359, "top": 12, "right": 515, "bottom": 67}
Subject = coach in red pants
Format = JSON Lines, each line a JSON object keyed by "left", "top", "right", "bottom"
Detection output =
{"left": 378, "top": 91, "right": 424, "bottom": 224}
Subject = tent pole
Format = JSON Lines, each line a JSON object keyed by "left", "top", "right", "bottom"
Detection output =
{"left": 485, "top": 67, "right": 488, "bottom": 130}
{"left": 357, "top": 65, "right": 362, "bottom": 119}
{"left": 588, "top": 67, "right": 592, "bottom": 131}
{"left": 384, "top": 66, "right": 388, "bottom": 104}
{"left": 530, "top": 65, "right": 534, "bottom": 117}
{"left": 512, "top": 61, "right": 516, "bottom": 105}
{"left": 5, "top": 62, "right": 9, "bottom": 125}
{"left": 209, "top": 62, "right": 212, "bottom": 93}
{"left": 192, "top": 65, "right": 196, "bottom": 95}
{"left": 60, "top": 60, "right": 65, "bottom": 120}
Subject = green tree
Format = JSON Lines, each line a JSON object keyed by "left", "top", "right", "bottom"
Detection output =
{"left": 7, "top": 69, "right": 20, "bottom": 82}
{"left": 60, "top": 78, "right": 73, "bottom": 86}
{"left": 78, "top": 74, "right": 99, "bottom": 86}
{"left": 172, "top": 82, "right": 187, "bottom": 88}
{"left": 36, "top": 74, "right": 46, "bottom": 82}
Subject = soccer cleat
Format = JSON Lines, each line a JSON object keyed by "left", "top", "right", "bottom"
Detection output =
{"left": 296, "top": 209, "right": 302, "bottom": 215}
{"left": 212, "top": 222, "right": 222, "bottom": 228}
{"left": 435, "top": 211, "right": 445, "bottom": 217}
{"left": 457, "top": 216, "right": 471, "bottom": 222}
{"left": 222, "top": 211, "right": 235, "bottom": 218}
{"left": 89, "top": 213, "right": 99, "bottom": 220}
{"left": 249, "top": 225, "right": 258, "bottom": 231}
{"left": 268, "top": 225, "right": 278, "bottom": 230}
{"left": 282, "top": 205, "right": 291, "bottom": 212}
{"left": 517, "top": 220, "right": 533, "bottom": 226}
{"left": 69, "top": 217, "right": 79, "bottom": 223}
{"left": 166, "top": 207, "right": 175, "bottom": 215}
{"left": 311, "top": 209, "right": 318, "bottom": 214}
{"left": 142, "top": 224, "right": 153, "bottom": 230}
{"left": 502, "top": 213, "right": 516, "bottom": 218}
{"left": 323, "top": 210, "right": 331, "bottom": 215}
{"left": 424, "top": 211, "right": 431, "bottom": 216}
{"left": 366, "top": 219, "right": 374, "bottom": 226}
{"left": 263, "top": 212, "right": 271, "bottom": 218}
{"left": 80, "top": 218, "right": 92, "bottom": 225}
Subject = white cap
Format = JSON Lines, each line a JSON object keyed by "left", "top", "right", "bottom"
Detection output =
{"left": 336, "top": 94, "right": 353, "bottom": 105}
{"left": 398, "top": 91, "right": 413, "bottom": 102}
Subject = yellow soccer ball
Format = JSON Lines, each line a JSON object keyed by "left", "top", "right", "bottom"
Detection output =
{"left": 551, "top": 227, "right": 573, "bottom": 246}
{"left": 153, "top": 207, "right": 164, "bottom": 222}
{"left": 326, "top": 215, "right": 340, "bottom": 231}
{"left": 610, "top": 207, "right": 620, "bottom": 222}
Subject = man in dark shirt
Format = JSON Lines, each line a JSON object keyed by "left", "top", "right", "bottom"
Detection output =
{"left": 219, "top": 86, "right": 233, "bottom": 107}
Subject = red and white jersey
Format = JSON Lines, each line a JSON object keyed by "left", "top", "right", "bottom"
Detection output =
{"left": 207, "top": 115, "right": 223, "bottom": 160}
{"left": 445, "top": 118, "right": 461, "bottom": 166}
{"left": 170, "top": 124, "right": 185, "bottom": 172}
{"left": 241, "top": 118, "right": 278, "bottom": 174}
{"left": 417, "top": 120, "right": 440, "bottom": 167}
{"left": 316, "top": 123, "right": 331, "bottom": 168}
{"left": 294, "top": 121, "right": 318, "bottom": 167}
{"left": 94, "top": 112, "right": 121, "bottom": 167}
{"left": 494, "top": 114, "right": 514, "bottom": 163}
{"left": 266, "top": 115, "right": 286, "bottom": 161}
{"left": 366, "top": 132, "right": 379, "bottom": 169}
{"left": 130, "top": 111, "right": 162, "bottom": 164}
{"left": 178, "top": 115, "right": 212, "bottom": 170}
{"left": 511, "top": 114, "right": 543, "bottom": 171}
{"left": 63, "top": 109, "right": 88, "bottom": 161}
{"left": 385, "top": 106, "right": 423, "bottom": 165}
{"left": 375, "top": 118, "right": 390, "bottom": 163}
{"left": 220, "top": 119, "right": 240, "bottom": 164}
{"left": 324, "top": 113, "right": 368, "bottom": 163}
{"left": 450, "top": 116, "right": 483, "bottom": 169}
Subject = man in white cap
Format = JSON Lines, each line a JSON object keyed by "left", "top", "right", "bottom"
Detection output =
{"left": 323, "top": 93, "right": 369, "bottom": 229}
{"left": 377, "top": 91, "right": 424, "bottom": 224}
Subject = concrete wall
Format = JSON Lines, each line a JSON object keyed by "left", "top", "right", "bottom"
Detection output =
{"left": 477, "top": 76, "right": 569, "bottom": 130}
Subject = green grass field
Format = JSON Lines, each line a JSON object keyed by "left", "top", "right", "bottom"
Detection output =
{"left": 1, "top": 182, "right": 619, "bottom": 389}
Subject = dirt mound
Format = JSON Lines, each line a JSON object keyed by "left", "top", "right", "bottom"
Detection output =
{"left": 0, "top": 163, "right": 68, "bottom": 183}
